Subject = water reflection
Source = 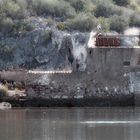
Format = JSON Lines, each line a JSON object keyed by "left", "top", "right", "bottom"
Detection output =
{"left": 0, "top": 108, "right": 140, "bottom": 140}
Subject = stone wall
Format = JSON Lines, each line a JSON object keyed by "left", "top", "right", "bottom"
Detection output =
{"left": 25, "top": 48, "right": 140, "bottom": 106}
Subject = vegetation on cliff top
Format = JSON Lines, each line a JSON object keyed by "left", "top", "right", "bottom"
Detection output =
{"left": 0, "top": 0, "right": 140, "bottom": 35}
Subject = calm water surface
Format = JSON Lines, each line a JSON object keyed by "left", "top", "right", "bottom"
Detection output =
{"left": 0, "top": 107, "right": 140, "bottom": 140}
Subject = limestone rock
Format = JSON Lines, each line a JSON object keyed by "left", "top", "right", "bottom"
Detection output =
{"left": 0, "top": 102, "right": 12, "bottom": 109}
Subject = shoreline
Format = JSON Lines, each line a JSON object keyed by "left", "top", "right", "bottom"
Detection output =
{"left": 0, "top": 95, "right": 134, "bottom": 107}
{"left": 0, "top": 70, "right": 138, "bottom": 107}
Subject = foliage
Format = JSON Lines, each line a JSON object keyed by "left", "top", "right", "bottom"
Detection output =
{"left": 57, "top": 23, "right": 66, "bottom": 30}
{"left": 112, "top": 0, "right": 130, "bottom": 6}
{"left": 0, "top": 84, "right": 8, "bottom": 97}
{"left": 110, "top": 15, "right": 129, "bottom": 33}
{"left": 47, "top": 17, "right": 54, "bottom": 26}
{"left": 0, "top": 0, "right": 139, "bottom": 34}
{"left": 31, "top": 0, "right": 76, "bottom": 18}
{"left": 0, "top": 0, "right": 27, "bottom": 19}
{"left": 95, "top": 1, "right": 123, "bottom": 18}
{"left": 66, "top": 0, "right": 86, "bottom": 12}
{"left": 95, "top": 2, "right": 114, "bottom": 18}
{"left": 129, "top": 13, "right": 140, "bottom": 27}
{"left": 65, "top": 13, "right": 97, "bottom": 32}
{"left": 42, "top": 30, "right": 52, "bottom": 44}
{"left": 98, "top": 17, "right": 110, "bottom": 32}
{"left": 0, "top": 18, "right": 33, "bottom": 36}
{"left": 13, "top": 20, "right": 34, "bottom": 34}
{"left": 0, "top": 17, "right": 14, "bottom": 34}
{"left": 130, "top": 1, "right": 140, "bottom": 13}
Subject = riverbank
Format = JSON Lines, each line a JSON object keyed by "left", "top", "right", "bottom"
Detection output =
{"left": 1, "top": 48, "right": 140, "bottom": 107}
{"left": 0, "top": 95, "right": 134, "bottom": 107}
{"left": 0, "top": 69, "right": 135, "bottom": 107}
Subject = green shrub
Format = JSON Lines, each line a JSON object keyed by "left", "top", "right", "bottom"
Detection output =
{"left": 13, "top": 20, "right": 34, "bottom": 33}
{"left": 57, "top": 23, "right": 66, "bottom": 30}
{"left": 65, "top": 13, "right": 97, "bottom": 32}
{"left": 32, "top": 0, "right": 76, "bottom": 18}
{"left": 5, "top": 0, "right": 20, "bottom": 18}
{"left": 16, "top": 0, "right": 27, "bottom": 10}
{"left": 42, "top": 30, "right": 52, "bottom": 44}
{"left": 112, "top": 0, "right": 130, "bottom": 6}
{"left": 84, "top": 1, "right": 96, "bottom": 14}
{"left": 110, "top": 15, "right": 129, "bottom": 33}
{"left": 129, "top": 13, "right": 140, "bottom": 27}
{"left": 0, "top": 17, "right": 14, "bottom": 34}
{"left": 0, "top": 19, "right": 34, "bottom": 36}
{"left": 66, "top": 0, "right": 96, "bottom": 14}
{"left": 0, "top": 0, "right": 139, "bottom": 34}
{"left": 0, "top": 84, "right": 8, "bottom": 97}
{"left": 15, "top": 0, "right": 28, "bottom": 18}
{"left": 0, "top": 0, "right": 27, "bottom": 19}
{"left": 66, "top": 0, "right": 86, "bottom": 12}
{"left": 0, "top": 46, "right": 14, "bottom": 61}
{"left": 95, "top": 2, "right": 119, "bottom": 18}
{"left": 47, "top": 17, "right": 54, "bottom": 26}
{"left": 112, "top": 5, "right": 123, "bottom": 16}
{"left": 98, "top": 17, "right": 110, "bottom": 32}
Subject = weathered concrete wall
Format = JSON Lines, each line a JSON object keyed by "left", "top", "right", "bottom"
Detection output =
{"left": 86, "top": 48, "right": 140, "bottom": 85}
{"left": 130, "top": 72, "right": 140, "bottom": 106}
{"left": 0, "top": 71, "right": 27, "bottom": 82}
{"left": 25, "top": 48, "right": 140, "bottom": 106}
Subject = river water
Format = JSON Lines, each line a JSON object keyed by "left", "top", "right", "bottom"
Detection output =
{"left": 0, "top": 108, "right": 140, "bottom": 140}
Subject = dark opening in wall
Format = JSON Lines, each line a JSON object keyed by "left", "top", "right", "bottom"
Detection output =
{"left": 89, "top": 49, "right": 92, "bottom": 55}
{"left": 137, "top": 54, "right": 140, "bottom": 65}
{"left": 123, "top": 61, "right": 130, "bottom": 66}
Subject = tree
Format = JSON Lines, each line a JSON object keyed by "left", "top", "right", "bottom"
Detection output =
{"left": 129, "top": 13, "right": 140, "bottom": 27}
{"left": 110, "top": 15, "right": 129, "bottom": 33}
{"left": 95, "top": 2, "right": 114, "bottom": 18}
{"left": 112, "top": 0, "right": 130, "bottom": 6}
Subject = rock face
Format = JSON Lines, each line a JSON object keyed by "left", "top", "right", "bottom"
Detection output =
{"left": 0, "top": 17, "right": 139, "bottom": 70}
{"left": 0, "top": 22, "right": 88, "bottom": 71}
{"left": 0, "top": 102, "right": 12, "bottom": 109}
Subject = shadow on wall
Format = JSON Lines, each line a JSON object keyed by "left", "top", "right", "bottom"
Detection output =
{"left": 58, "top": 33, "right": 88, "bottom": 72}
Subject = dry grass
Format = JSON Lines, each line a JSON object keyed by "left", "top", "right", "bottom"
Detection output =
{"left": 0, "top": 84, "right": 8, "bottom": 97}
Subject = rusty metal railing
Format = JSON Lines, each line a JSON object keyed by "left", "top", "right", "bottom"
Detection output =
{"left": 95, "top": 35, "right": 140, "bottom": 48}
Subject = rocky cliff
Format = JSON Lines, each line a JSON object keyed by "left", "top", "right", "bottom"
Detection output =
{"left": 0, "top": 17, "right": 89, "bottom": 71}
{"left": 1, "top": 17, "right": 139, "bottom": 71}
